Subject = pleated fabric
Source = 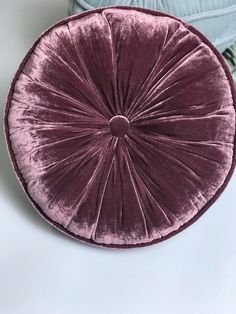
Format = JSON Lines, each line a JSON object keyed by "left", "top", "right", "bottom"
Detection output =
{"left": 68, "top": 0, "right": 236, "bottom": 52}
{"left": 5, "top": 7, "right": 236, "bottom": 248}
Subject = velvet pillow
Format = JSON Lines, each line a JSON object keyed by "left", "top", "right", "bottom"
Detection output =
{"left": 68, "top": 0, "right": 236, "bottom": 52}
{"left": 4, "top": 7, "right": 236, "bottom": 248}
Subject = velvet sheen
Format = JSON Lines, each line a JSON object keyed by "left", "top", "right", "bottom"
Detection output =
{"left": 68, "top": 0, "right": 236, "bottom": 52}
{"left": 4, "top": 7, "right": 236, "bottom": 248}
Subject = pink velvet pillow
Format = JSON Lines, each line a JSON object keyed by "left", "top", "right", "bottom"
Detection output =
{"left": 4, "top": 7, "right": 236, "bottom": 248}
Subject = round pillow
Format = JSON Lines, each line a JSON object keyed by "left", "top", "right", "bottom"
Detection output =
{"left": 4, "top": 7, "right": 236, "bottom": 248}
{"left": 68, "top": 0, "right": 236, "bottom": 52}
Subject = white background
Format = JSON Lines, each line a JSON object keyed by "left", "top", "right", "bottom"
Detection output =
{"left": 0, "top": 1, "right": 236, "bottom": 313}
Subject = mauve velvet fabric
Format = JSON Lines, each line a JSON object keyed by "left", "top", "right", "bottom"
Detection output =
{"left": 4, "top": 7, "right": 236, "bottom": 248}
{"left": 68, "top": 0, "right": 236, "bottom": 52}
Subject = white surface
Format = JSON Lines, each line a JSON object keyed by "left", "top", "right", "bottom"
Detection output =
{"left": 0, "top": 1, "right": 236, "bottom": 313}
